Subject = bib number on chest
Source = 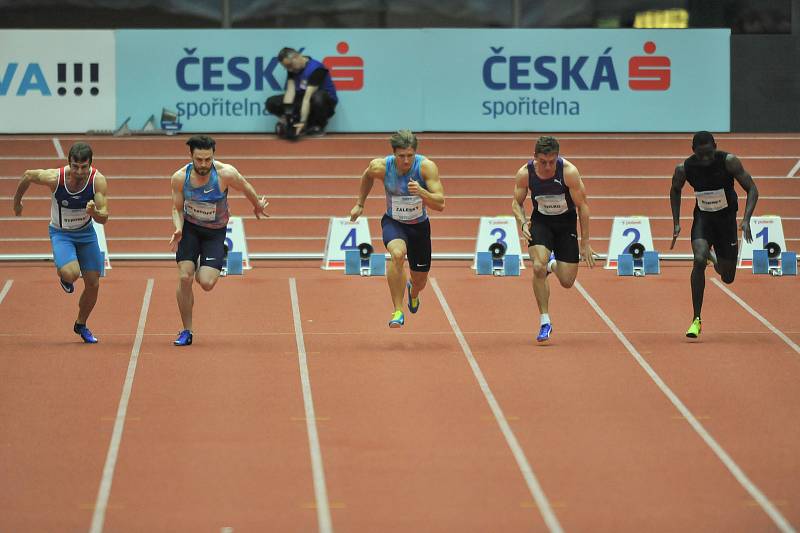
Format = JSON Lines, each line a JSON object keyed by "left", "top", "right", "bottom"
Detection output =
{"left": 185, "top": 200, "right": 216, "bottom": 221}
{"left": 535, "top": 194, "right": 568, "bottom": 215}
{"left": 391, "top": 195, "right": 423, "bottom": 221}
{"left": 695, "top": 189, "right": 728, "bottom": 212}
{"left": 60, "top": 207, "right": 90, "bottom": 229}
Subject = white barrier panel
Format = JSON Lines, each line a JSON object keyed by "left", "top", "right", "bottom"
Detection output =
{"left": 0, "top": 30, "right": 116, "bottom": 133}
{"left": 472, "top": 216, "right": 525, "bottom": 270}
{"left": 322, "top": 217, "right": 372, "bottom": 270}
{"left": 737, "top": 215, "right": 786, "bottom": 268}
{"left": 93, "top": 221, "right": 111, "bottom": 272}
{"left": 605, "top": 216, "right": 655, "bottom": 269}
{"left": 225, "top": 216, "right": 251, "bottom": 270}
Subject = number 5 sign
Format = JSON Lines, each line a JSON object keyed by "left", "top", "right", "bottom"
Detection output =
{"left": 605, "top": 216, "right": 655, "bottom": 269}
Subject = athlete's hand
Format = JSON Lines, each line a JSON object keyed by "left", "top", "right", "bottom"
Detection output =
{"left": 253, "top": 195, "right": 270, "bottom": 219}
{"left": 349, "top": 203, "right": 363, "bottom": 222}
{"left": 169, "top": 228, "right": 182, "bottom": 252}
{"left": 670, "top": 223, "right": 681, "bottom": 249}
{"left": 86, "top": 200, "right": 97, "bottom": 216}
{"left": 13, "top": 200, "right": 23, "bottom": 216}
{"left": 580, "top": 240, "right": 596, "bottom": 268}
{"left": 740, "top": 218, "right": 753, "bottom": 243}
{"left": 294, "top": 122, "right": 305, "bottom": 136}
{"left": 407, "top": 179, "right": 423, "bottom": 196}
{"left": 520, "top": 219, "right": 531, "bottom": 241}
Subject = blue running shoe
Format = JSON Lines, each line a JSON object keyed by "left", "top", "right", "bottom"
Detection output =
{"left": 174, "top": 329, "right": 193, "bottom": 346}
{"left": 546, "top": 252, "right": 556, "bottom": 276}
{"left": 536, "top": 323, "right": 552, "bottom": 343}
{"left": 59, "top": 278, "right": 75, "bottom": 294}
{"left": 73, "top": 323, "right": 98, "bottom": 343}
{"left": 388, "top": 310, "right": 405, "bottom": 328}
{"left": 407, "top": 281, "right": 419, "bottom": 314}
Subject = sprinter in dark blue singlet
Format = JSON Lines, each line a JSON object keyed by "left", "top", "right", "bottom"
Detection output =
{"left": 169, "top": 135, "right": 270, "bottom": 346}
{"left": 350, "top": 130, "right": 445, "bottom": 328}
{"left": 13, "top": 142, "right": 109, "bottom": 343}
{"left": 512, "top": 136, "right": 595, "bottom": 344}
{"left": 670, "top": 131, "right": 759, "bottom": 338}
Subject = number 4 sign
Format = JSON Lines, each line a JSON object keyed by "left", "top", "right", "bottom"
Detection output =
{"left": 322, "top": 217, "right": 372, "bottom": 269}
{"left": 605, "top": 216, "right": 655, "bottom": 269}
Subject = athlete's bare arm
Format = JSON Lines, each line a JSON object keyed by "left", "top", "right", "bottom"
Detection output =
{"left": 669, "top": 164, "right": 688, "bottom": 243}
{"left": 13, "top": 168, "right": 58, "bottom": 216}
{"left": 87, "top": 172, "right": 109, "bottom": 224}
{"left": 409, "top": 159, "right": 445, "bottom": 211}
{"left": 350, "top": 158, "right": 386, "bottom": 221}
{"left": 218, "top": 162, "right": 269, "bottom": 219}
{"left": 169, "top": 168, "right": 186, "bottom": 251}
{"left": 562, "top": 158, "right": 595, "bottom": 267}
{"left": 511, "top": 164, "right": 531, "bottom": 240}
{"left": 726, "top": 154, "right": 759, "bottom": 243}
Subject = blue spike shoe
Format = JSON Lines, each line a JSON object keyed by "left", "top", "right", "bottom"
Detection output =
{"left": 74, "top": 323, "right": 98, "bottom": 343}
{"left": 388, "top": 310, "right": 405, "bottom": 328}
{"left": 407, "top": 281, "right": 420, "bottom": 314}
{"left": 536, "top": 323, "right": 552, "bottom": 343}
{"left": 59, "top": 278, "right": 75, "bottom": 294}
{"left": 174, "top": 329, "right": 193, "bottom": 346}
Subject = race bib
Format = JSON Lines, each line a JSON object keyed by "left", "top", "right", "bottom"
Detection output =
{"left": 60, "top": 207, "right": 90, "bottom": 229}
{"left": 185, "top": 200, "right": 216, "bottom": 221}
{"left": 391, "top": 195, "right": 424, "bottom": 221}
{"left": 535, "top": 194, "right": 568, "bottom": 215}
{"left": 696, "top": 189, "right": 728, "bottom": 212}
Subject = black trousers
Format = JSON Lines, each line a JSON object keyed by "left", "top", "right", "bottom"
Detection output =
{"left": 265, "top": 91, "right": 337, "bottom": 129}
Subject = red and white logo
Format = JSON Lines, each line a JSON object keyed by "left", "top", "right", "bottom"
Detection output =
{"left": 628, "top": 41, "right": 670, "bottom": 91}
{"left": 323, "top": 41, "right": 364, "bottom": 91}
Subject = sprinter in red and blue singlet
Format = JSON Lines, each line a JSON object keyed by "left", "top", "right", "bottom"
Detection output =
{"left": 13, "top": 142, "right": 109, "bottom": 343}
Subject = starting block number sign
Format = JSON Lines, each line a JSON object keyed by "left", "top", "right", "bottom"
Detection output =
{"left": 605, "top": 216, "right": 655, "bottom": 269}
{"left": 322, "top": 217, "right": 372, "bottom": 270}
{"left": 93, "top": 221, "right": 111, "bottom": 273}
{"left": 225, "top": 216, "right": 251, "bottom": 270}
{"left": 737, "top": 215, "right": 786, "bottom": 268}
{"left": 472, "top": 217, "right": 525, "bottom": 270}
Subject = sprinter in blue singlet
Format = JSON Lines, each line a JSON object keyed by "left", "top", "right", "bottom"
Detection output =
{"left": 169, "top": 135, "right": 271, "bottom": 346}
{"left": 349, "top": 130, "right": 445, "bottom": 328}
{"left": 512, "top": 136, "right": 596, "bottom": 344}
{"left": 13, "top": 142, "right": 109, "bottom": 343}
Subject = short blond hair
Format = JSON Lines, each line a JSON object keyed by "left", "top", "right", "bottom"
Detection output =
{"left": 389, "top": 129, "right": 418, "bottom": 151}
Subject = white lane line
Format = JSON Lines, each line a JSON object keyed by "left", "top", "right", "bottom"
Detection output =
{"left": 574, "top": 280, "right": 796, "bottom": 533}
{"left": 52, "top": 137, "right": 64, "bottom": 159}
{"left": 289, "top": 278, "right": 333, "bottom": 533}
{"left": 0, "top": 280, "right": 13, "bottom": 304}
{"left": 711, "top": 278, "right": 800, "bottom": 355}
{"left": 1, "top": 154, "right": 798, "bottom": 161}
{"left": 787, "top": 159, "right": 800, "bottom": 178}
{"left": 5, "top": 194, "right": 800, "bottom": 201}
{"left": 90, "top": 278, "right": 155, "bottom": 533}
{"left": 430, "top": 278, "right": 563, "bottom": 533}
{"left": 0, "top": 174, "right": 796, "bottom": 181}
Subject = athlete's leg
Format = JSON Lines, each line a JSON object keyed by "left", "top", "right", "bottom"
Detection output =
{"left": 176, "top": 260, "right": 196, "bottom": 330}
{"left": 690, "top": 238, "right": 711, "bottom": 318}
{"left": 76, "top": 271, "right": 100, "bottom": 324}
{"left": 195, "top": 266, "right": 221, "bottom": 292}
{"left": 530, "top": 244, "right": 552, "bottom": 314}
{"left": 386, "top": 239, "right": 408, "bottom": 312}
{"left": 553, "top": 262, "right": 579, "bottom": 288}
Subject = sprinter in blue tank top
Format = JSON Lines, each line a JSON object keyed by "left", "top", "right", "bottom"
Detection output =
{"left": 512, "top": 136, "right": 595, "bottom": 343}
{"left": 13, "top": 142, "right": 109, "bottom": 343}
{"left": 349, "top": 130, "right": 446, "bottom": 328}
{"left": 169, "top": 135, "right": 271, "bottom": 346}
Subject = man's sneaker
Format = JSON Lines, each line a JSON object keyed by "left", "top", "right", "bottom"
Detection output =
{"left": 306, "top": 125, "right": 326, "bottom": 137}
{"left": 536, "top": 323, "right": 552, "bottom": 343}
{"left": 546, "top": 252, "right": 556, "bottom": 276}
{"left": 74, "top": 323, "right": 98, "bottom": 343}
{"left": 220, "top": 243, "right": 229, "bottom": 277}
{"left": 407, "top": 281, "right": 420, "bottom": 314}
{"left": 388, "top": 310, "right": 405, "bottom": 328}
{"left": 686, "top": 317, "right": 702, "bottom": 338}
{"left": 59, "top": 278, "right": 75, "bottom": 294}
{"left": 174, "top": 329, "right": 193, "bottom": 346}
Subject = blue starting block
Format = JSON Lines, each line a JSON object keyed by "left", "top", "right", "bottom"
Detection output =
{"left": 753, "top": 248, "right": 797, "bottom": 276}
{"left": 225, "top": 251, "right": 243, "bottom": 275}
{"left": 344, "top": 243, "right": 385, "bottom": 276}
{"left": 617, "top": 248, "right": 660, "bottom": 277}
{"left": 476, "top": 251, "right": 520, "bottom": 276}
